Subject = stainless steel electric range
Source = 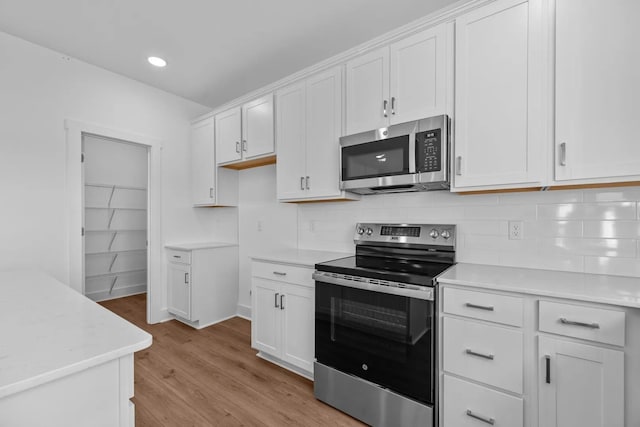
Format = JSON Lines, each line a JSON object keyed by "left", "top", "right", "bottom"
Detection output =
{"left": 312, "top": 223, "right": 456, "bottom": 427}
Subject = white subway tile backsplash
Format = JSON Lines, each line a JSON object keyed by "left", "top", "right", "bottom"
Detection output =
{"left": 286, "top": 175, "right": 640, "bottom": 277}
{"left": 540, "top": 238, "right": 637, "bottom": 258}
{"left": 537, "top": 202, "right": 637, "bottom": 220}
{"left": 583, "top": 221, "right": 640, "bottom": 238}
{"left": 464, "top": 204, "right": 537, "bottom": 220}
{"left": 526, "top": 220, "right": 583, "bottom": 238}
{"left": 498, "top": 189, "right": 582, "bottom": 205}
{"left": 582, "top": 187, "right": 640, "bottom": 203}
{"left": 584, "top": 257, "right": 640, "bottom": 277}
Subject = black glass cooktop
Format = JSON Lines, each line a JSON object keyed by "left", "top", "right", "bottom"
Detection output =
{"left": 315, "top": 256, "right": 453, "bottom": 287}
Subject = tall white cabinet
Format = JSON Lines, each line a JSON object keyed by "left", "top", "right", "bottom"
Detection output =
{"left": 553, "top": 0, "right": 640, "bottom": 183}
{"left": 345, "top": 23, "right": 452, "bottom": 135}
{"left": 191, "top": 117, "right": 238, "bottom": 207}
{"left": 452, "top": 0, "right": 544, "bottom": 191}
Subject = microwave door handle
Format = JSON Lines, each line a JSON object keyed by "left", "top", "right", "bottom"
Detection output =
{"left": 409, "top": 132, "right": 417, "bottom": 173}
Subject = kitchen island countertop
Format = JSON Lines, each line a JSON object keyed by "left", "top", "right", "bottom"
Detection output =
{"left": 0, "top": 271, "right": 152, "bottom": 399}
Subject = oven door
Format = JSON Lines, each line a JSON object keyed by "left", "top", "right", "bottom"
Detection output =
{"left": 315, "top": 278, "right": 434, "bottom": 405}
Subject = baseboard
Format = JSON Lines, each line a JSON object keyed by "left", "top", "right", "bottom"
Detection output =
{"left": 86, "top": 284, "right": 147, "bottom": 302}
{"left": 236, "top": 303, "right": 251, "bottom": 320}
{"left": 256, "top": 352, "right": 313, "bottom": 381}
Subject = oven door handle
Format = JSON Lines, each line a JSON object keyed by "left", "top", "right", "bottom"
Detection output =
{"left": 312, "top": 271, "right": 434, "bottom": 301}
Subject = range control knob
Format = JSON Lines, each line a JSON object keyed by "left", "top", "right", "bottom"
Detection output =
{"left": 366, "top": 228, "right": 373, "bottom": 236}
{"left": 357, "top": 227, "right": 365, "bottom": 235}
{"left": 429, "top": 229, "right": 439, "bottom": 239}
{"left": 441, "top": 230, "right": 451, "bottom": 240}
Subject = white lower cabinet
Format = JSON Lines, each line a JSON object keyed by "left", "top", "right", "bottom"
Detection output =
{"left": 443, "top": 375, "right": 523, "bottom": 427}
{"left": 166, "top": 244, "right": 239, "bottom": 329}
{"left": 251, "top": 261, "right": 315, "bottom": 376}
{"left": 439, "top": 283, "right": 633, "bottom": 427}
{"left": 538, "top": 336, "right": 623, "bottom": 427}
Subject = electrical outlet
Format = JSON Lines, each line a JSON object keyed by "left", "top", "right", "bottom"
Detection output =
{"left": 509, "top": 221, "right": 524, "bottom": 240}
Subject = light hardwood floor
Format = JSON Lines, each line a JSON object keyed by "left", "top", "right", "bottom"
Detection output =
{"left": 100, "top": 294, "right": 365, "bottom": 427}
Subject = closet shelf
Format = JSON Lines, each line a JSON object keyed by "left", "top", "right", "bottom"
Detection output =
{"left": 85, "top": 182, "right": 147, "bottom": 191}
{"left": 85, "top": 269, "right": 147, "bottom": 279}
{"left": 85, "top": 249, "right": 147, "bottom": 256}
{"left": 84, "top": 207, "right": 147, "bottom": 211}
{"left": 85, "top": 229, "right": 147, "bottom": 233}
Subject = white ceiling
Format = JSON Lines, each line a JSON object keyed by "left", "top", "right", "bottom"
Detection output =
{"left": 0, "top": 0, "right": 458, "bottom": 108}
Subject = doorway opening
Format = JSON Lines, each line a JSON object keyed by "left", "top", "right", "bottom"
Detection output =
{"left": 82, "top": 133, "right": 149, "bottom": 302}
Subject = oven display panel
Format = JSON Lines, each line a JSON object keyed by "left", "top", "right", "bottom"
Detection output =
{"left": 380, "top": 226, "right": 420, "bottom": 237}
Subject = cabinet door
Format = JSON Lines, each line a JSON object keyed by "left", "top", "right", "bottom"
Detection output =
{"left": 345, "top": 47, "right": 389, "bottom": 134}
{"left": 251, "top": 278, "right": 281, "bottom": 357}
{"left": 305, "top": 66, "right": 343, "bottom": 199}
{"left": 538, "top": 336, "right": 624, "bottom": 427}
{"left": 453, "top": 0, "right": 543, "bottom": 190}
{"left": 554, "top": 0, "right": 640, "bottom": 182}
{"left": 281, "top": 283, "right": 315, "bottom": 373}
{"left": 190, "top": 118, "right": 216, "bottom": 206}
{"left": 168, "top": 262, "right": 191, "bottom": 320}
{"left": 215, "top": 108, "right": 242, "bottom": 164}
{"left": 276, "top": 82, "right": 307, "bottom": 200}
{"left": 242, "top": 94, "right": 275, "bottom": 159}
{"left": 389, "top": 23, "right": 451, "bottom": 125}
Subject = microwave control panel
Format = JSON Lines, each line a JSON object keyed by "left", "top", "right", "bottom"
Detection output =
{"left": 416, "top": 128, "right": 442, "bottom": 173}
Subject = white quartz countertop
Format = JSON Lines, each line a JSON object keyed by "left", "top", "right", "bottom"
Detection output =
{"left": 0, "top": 271, "right": 152, "bottom": 398}
{"left": 437, "top": 263, "right": 640, "bottom": 308}
{"left": 251, "top": 248, "right": 352, "bottom": 268}
{"left": 165, "top": 241, "right": 238, "bottom": 250}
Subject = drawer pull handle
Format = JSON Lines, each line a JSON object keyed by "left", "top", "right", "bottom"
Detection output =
{"left": 466, "top": 409, "right": 495, "bottom": 425}
{"left": 559, "top": 317, "right": 600, "bottom": 329}
{"left": 465, "top": 349, "right": 494, "bottom": 360}
{"left": 465, "top": 302, "right": 494, "bottom": 311}
{"left": 545, "top": 354, "right": 551, "bottom": 384}
{"left": 173, "top": 255, "right": 181, "bottom": 258}
{"left": 273, "top": 271, "right": 287, "bottom": 276}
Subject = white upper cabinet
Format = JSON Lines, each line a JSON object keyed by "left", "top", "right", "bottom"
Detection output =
{"left": 452, "top": 0, "right": 544, "bottom": 191}
{"left": 215, "top": 94, "right": 275, "bottom": 166}
{"left": 554, "top": 0, "right": 640, "bottom": 183}
{"left": 191, "top": 117, "right": 238, "bottom": 207}
{"left": 346, "top": 23, "right": 452, "bottom": 135}
{"left": 215, "top": 108, "right": 242, "bottom": 165}
{"left": 191, "top": 117, "right": 216, "bottom": 205}
{"left": 276, "top": 66, "right": 356, "bottom": 202}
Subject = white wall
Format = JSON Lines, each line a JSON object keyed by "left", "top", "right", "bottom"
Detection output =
{"left": 237, "top": 165, "right": 297, "bottom": 315}
{"left": 0, "top": 32, "right": 237, "bottom": 299}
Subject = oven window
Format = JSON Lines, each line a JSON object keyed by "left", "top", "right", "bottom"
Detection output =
{"left": 341, "top": 135, "right": 409, "bottom": 181}
{"left": 316, "top": 282, "right": 434, "bottom": 405}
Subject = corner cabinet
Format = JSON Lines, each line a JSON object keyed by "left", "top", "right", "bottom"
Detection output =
{"left": 553, "top": 0, "right": 640, "bottom": 184}
{"left": 452, "top": 0, "right": 544, "bottom": 191}
{"left": 251, "top": 260, "right": 315, "bottom": 377}
{"left": 276, "top": 66, "right": 358, "bottom": 202}
{"left": 215, "top": 94, "right": 275, "bottom": 167}
{"left": 166, "top": 244, "right": 239, "bottom": 329}
{"left": 190, "top": 117, "right": 238, "bottom": 207}
{"left": 345, "top": 23, "right": 452, "bottom": 135}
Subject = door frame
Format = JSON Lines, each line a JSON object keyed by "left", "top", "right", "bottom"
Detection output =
{"left": 65, "top": 119, "right": 164, "bottom": 324}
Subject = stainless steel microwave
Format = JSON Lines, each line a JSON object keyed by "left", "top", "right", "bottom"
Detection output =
{"left": 340, "top": 115, "right": 450, "bottom": 195}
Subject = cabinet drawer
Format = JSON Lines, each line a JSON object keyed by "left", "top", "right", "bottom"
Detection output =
{"left": 252, "top": 261, "right": 314, "bottom": 287}
{"left": 166, "top": 248, "right": 191, "bottom": 264}
{"left": 443, "top": 375, "right": 523, "bottom": 427}
{"left": 443, "top": 317, "right": 523, "bottom": 393}
{"left": 443, "top": 287, "right": 524, "bottom": 327}
{"left": 539, "top": 301, "right": 625, "bottom": 347}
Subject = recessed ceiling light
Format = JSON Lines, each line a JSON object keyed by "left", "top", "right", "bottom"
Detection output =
{"left": 148, "top": 56, "right": 167, "bottom": 67}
